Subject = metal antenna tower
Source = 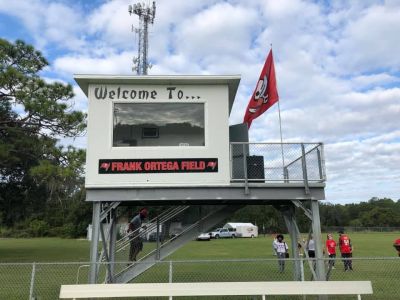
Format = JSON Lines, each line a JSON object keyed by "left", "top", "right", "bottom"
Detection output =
{"left": 129, "top": 1, "right": 156, "bottom": 75}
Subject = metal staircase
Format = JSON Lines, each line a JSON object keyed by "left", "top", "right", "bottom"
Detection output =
{"left": 108, "top": 205, "right": 243, "bottom": 283}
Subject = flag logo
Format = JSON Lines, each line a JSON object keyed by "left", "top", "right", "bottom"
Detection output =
{"left": 207, "top": 161, "right": 218, "bottom": 170}
{"left": 100, "top": 162, "right": 111, "bottom": 171}
{"left": 244, "top": 49, "right": 279, "bottom": 128}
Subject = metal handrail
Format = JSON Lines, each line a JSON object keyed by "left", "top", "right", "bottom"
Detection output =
{"left": 284, "top": 143, "right": 322, "bottom": 168}
{"left": 230, "top": 142, "right": 323, "bottom": 145}
{"left": 114, "top": 207, "right": 221, "bottom": 278}
{"left": 115, "top": 205, "right": 190, "bottom": 254}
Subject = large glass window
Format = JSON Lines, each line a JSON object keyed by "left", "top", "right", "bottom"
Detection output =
{"left": 113, "top": 103, "right": 205, "bottom": 147}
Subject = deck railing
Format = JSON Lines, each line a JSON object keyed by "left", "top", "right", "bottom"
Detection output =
{"left": 230, "top": 142, "right": 326, "bottom": 184}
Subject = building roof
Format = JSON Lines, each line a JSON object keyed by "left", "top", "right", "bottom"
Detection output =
{"left": 74, "top": 74, "right": 241, "bottom": 115}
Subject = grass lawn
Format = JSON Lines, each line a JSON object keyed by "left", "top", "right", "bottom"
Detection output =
{"left": 170, "top": 232, "right": 400, "bottom": 259}
{"left": 0, "top": 238, "right": 90, "bottom": 262}
{"left": 0, "top": 232, "right": 399, "bottom": 262}
{"left": 0, "top": 232, "right": 399, "bottom": 299}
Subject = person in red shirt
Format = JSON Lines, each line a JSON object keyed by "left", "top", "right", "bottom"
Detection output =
{"left": 326, "top": 233, "right": 337, "bottom": 269}
{"left": 338, "top": 231, "right": 353, "bottom": 271}
{"left": 393, "top": 238, "right": 400, "bottom": 257}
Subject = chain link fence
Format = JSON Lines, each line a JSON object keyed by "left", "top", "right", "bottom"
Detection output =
{"left": 1, "top": 257, "right": 399, "bottom": 299}
{"left": 323, "top": 226, "right": 400, "bottom": 233}
{"left": 230, "top": 143, "right": 325, "bottom": 183}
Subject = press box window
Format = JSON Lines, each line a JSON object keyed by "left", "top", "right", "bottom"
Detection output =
{"left": 113, "top": 103, "right": 205, "bottom": 147}
{"left": 142, "top": 127, "right": 159, "bottom": 138}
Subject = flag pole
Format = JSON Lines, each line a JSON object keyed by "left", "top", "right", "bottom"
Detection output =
{"left": 278, "top": 98, "right": 285, "bottom": 166}
{"left": 272, "top": 44, "right": 286, "bottom": 175}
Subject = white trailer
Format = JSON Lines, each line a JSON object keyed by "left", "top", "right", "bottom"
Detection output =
{"left": 223, "top": 223, "right": 258, "bottom": 238}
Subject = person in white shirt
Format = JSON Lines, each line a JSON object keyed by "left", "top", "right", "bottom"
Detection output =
{"left": 307, "top": 235, "right": 316, "bottom": 270}
{"left": 273, "top": 234, "right": 289, "bottom": 272}
{"left": 307, "top": 235, "right": 316, "bottom": 258}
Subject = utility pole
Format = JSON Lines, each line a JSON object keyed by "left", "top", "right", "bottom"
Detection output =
{"left": 128, "top": 2, "right": 156, "bottom": 75}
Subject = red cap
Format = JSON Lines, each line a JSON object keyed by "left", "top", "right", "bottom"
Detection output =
{"left": 139, "top": 208, "right": 148, "bottom": 218}
{"left": 394, "top": 239, "right": 400, "bottom": 246}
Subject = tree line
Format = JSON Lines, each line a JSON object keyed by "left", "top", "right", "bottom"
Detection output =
{"left": 231, "top": 197, "right": 400, "bottom": 234}
{"left": 0, "top": 38, "right": 89, "bottom": 237}
{"left": 1, "top": 39, "right": 398, "bottom": 238}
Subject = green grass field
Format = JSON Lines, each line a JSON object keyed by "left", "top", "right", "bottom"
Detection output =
{"left": 1, "top": 232, "right": 398, "bottom": 262}
{"left": 0, "top": 232, "right": 399, "bottom": 299}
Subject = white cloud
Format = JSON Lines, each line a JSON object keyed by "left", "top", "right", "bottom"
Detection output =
{"left": 176, "top": 3, "right": 258, "bottom": 59}
{"left": 0, "top": 0, "right": 85, "bottom": 50}
{"left": 325, "top": 135, "right": 400, "bottom": 202}
{"left": 351, "top": 73, "right": 400, "bottom": 89}
{"left": 334, "top": 4, "right": 400, "bottom": 74}
{"left": 54, "top": 51, "right": 134, "bottom": 75}
{"left": 87, "top": 0, "right": 133, "bottom": 48}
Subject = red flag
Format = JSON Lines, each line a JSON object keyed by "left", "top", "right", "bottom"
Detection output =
{"left": 243, "top": 49, "right": 279, "bottom": 128}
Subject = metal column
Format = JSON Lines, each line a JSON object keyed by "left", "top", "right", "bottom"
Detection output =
{"left": 281, "top": 205, "right": 302, "bottom": 281}
{"left": 89, "top": 201, "right": 101, "bottom": 283}
{"left": 311, "top": 200, "right": 325, "bottom": 281}
{"left": 108, "top": 209, "right": 118, "bottom": 282}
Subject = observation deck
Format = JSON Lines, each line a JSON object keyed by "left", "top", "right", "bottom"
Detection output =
{"left": 86, "top": 142, "right": 326, "bottom": 204}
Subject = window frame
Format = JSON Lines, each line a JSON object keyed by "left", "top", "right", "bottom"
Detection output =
{"left": 111, "top": 102, "right": 206, "bottom": 148}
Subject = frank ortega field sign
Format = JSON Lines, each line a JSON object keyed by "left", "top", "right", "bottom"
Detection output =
{"left": 99, "top": 158, "right": 218, "bottom": 174}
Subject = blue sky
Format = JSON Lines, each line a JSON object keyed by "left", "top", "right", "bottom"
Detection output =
{"left": 1, "top": 0, "right": 399, "bottom": 203}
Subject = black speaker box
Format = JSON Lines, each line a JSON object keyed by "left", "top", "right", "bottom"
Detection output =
{"left": 247, "top": 155, "right": 265, "bottom": 182}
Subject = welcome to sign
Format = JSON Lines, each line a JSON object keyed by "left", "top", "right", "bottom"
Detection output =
{"left": 94, "top": 86, "right": 202, "bottom": 101}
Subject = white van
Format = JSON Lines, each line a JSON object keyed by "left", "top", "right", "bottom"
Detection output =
{"left": 223, "top": 223, "right": 258, "bottom": 238}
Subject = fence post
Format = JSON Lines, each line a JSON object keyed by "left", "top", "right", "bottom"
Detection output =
{"left": 29, "top": 262, "right": 36, "bottom": 300}
{"left": 283, "top": 166, "right": 289, "bottom": 183}
{"left": 301, "top": 144, "right": 310, "bottom": 195}
{"left": 156, "top": 216, "right": 160, "bottom": 260}
{"left": 243, "top": 143, "right": 249, "bottom": 194}
{"left": 317, "top": 147, "right": 323, "bottom": 181}
{"left": 169, "top": 261, "right": 173, "bottom": 300}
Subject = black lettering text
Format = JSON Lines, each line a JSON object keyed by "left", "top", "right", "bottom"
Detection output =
{"left": 167, "top": 87, "right": 176, "bottom": 99}
{"left": 94, "top": 86, "right": 107, "bottom": 99}
{"left": 138, "top": 90, "right": 149, "bottom": 99}
{"left": 109, "top": 90, "right": 115, "bottom": 99}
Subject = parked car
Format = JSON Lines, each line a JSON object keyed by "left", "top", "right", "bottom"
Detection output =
{"left": 210, "top": 228, "right": 236, "bottom": 239}
{"left": 197, "top": 233, "right": 211, "bottom": 241}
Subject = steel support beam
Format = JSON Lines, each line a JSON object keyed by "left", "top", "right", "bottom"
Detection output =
{"left": 292, "top": 222, "right": 317, "bottom": 280}
{"left": 310, "top": 200, "right": 325, "bottom": 281}
{"left": 100, "top": 201, "right": 121, "bottom": 221}
{"left": 109, "top": 209, "right": 117, "bottom": 282}
{"left": 292, "top": 200, "right": 312, "bottom": 220}
{"left": 89, "top": 202, "right": 101, "bottom": 283}
{"left": 86, "top": 184, "right": 325, "bottom": 203}
{"left": 281, "top": 205, "right": 302, "bottom": 281}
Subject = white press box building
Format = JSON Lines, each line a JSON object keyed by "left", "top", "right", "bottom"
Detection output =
{"left": 74, "top": 75, "right": 327, "bottom": 284}
{"left": 77, "top": 75, "right": 240, "bottom": 188}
